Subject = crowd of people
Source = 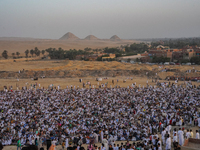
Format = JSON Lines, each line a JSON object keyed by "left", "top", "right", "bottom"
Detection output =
{"left": 0, "top": 81, "right": 200, "bottom": 150}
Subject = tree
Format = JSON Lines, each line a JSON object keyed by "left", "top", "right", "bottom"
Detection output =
{"left": 30, "top": 49, "right": 34, "bottom": 57}
{"left": 34, "top": 47, "right": 40, "bottom": 57}
{"left": 152, "top": 56, "right": 170, "bottom": 63}
{"left": 16, "top": 52, "right": 20, "bottom": 58}
{"left": 2, "top": 50, "right": 8, "bottom": 59}
{"left": 190, "top": 56, "right": 200, "bottom": 64}
{"left": 84, "top": 47, "right": 92, "bottom": 52}
{"left": 125, "top": 43, "right": 148, "bottom": 54}
{"left": 25, "top": 49, "right": 29, "bottom": 58}
{"left": 12, "top": 53, "right": 15, "bottom": 59}
{"left": 103, "top": 47, "right": 121, "bottom": 54}
{"left": 41, "top": 50, "right": 45, "bottom": 56}
{"left": 35, "top": 50, "right": 40, "bottom": 56}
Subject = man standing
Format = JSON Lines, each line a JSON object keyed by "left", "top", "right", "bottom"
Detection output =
{"left": 173, "top": 133, "right": 178, "bottom": 148}
{"left": 196, "top": 130, "right": 199, "bottom": 139}
{"left": 0, "top": 142, "right": 3, "bottom": 150}
{"left": 186, "top": 129, "right": 191, "bottom": 139}
{"left": 178, "top": 128, "right": 184, "bottom": 146}
{"left": 65, "top": 137, "right": 69, "bottom": 149}
{"left": 102, "top": 136, "right": 108, "bottom": 150}
{"left": 165, "top": 135, "right": 171, "bottom": 150}
{"left": 17, "top": 138, "right": 21, "bottom": 150}
{"left": 101, "top": 130, "right": 104, "bottom": 143}
{"left": 190, "top": 129, "right": 193, "bottom": 138}
{"left": 161, "top": 128, "right": 166, "bottom": 145}
{"left": 46, "top": 137, "right": 52, "bottom": 150}
{"left": 93, "top": 132, "right": 98, "bottom": 143}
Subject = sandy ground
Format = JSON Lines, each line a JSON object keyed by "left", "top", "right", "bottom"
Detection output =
{"left": 1, "top": 59, "right": 200, "bottom": 72}
{"left": 0, "top": 38, "right": 139, "bottom": 56}
{"left": 0, "top": 59, "right": 199, "bottom": 90}
{"left": 1, "top": 76, "right": 200, "bottom": 91}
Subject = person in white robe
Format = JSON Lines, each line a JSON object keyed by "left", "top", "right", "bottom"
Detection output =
{"left": 101, "top": 130, "right": 104, "bottom": 143}
{"left": 108, "top": 135, "right": 115, "bottom": 147}
{"left": 65, "top": 138, "right": 69, "bottom": 149}
{"left": 157, "top": 138, "right": 162, "bottom": 148}
{"left": 179, "top": 117, "right": 182, "bottom": 126}
{"left": 173, "top": 133, "right": 177, "bottom": 143}
{"left": 198, "top": 117, "right": 200, "bottom": 128}
{"left": 177, "top": 128, "right": 184, "bottom": 146}
{"left": 157, "top": 143, "right": 162, "bottom": 150}
{"left": 102, "top": 137, "right": 108, "bottom": 150}
{"left": 101, "top": 143, "right": 106, "bottom": 150}
{"left": 93, "top": 132, "right": 98, "bottom": 143}
{"left": 161, "top": 129, "right": 166, "bottom": 145}
{"left": 196, "top": 130, "right": 199, "bottom": 139}
{"left": 165, "top": 135, "right": 171, "bottom": 150}
{"left": 186, "top": 129, "right": 191, "bottom": 139}
{"left": 38, "top": 137, "right": 42, "bottom": 150}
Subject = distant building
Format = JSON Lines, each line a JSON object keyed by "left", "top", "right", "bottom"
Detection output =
{"left": 84, "top": 54, "right": 98, "bottom": 61}
{"left": 148, "top": 50, "right": 167, "bottom": 58}
{"left": 195, "top": 50, "right": 200, "bottom": 57}
{"left": 117, "top": 54, "right": 144, "bottom": 61}
{"left": 102, "top": 54, "right": 116, "bottom": 60}
{"left": 140, "top": 51, "right": 150, "bottom": 62}
{"left": 172, "top": 51, "right": 183, "bottom": 61}
{"left": 75, "top": 55, "right": 84, "bottom": 60}
{"left": 149, "top": 48, "right": 182, "bottom": 61}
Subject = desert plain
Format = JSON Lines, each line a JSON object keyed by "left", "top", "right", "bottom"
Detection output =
{"left": 0, "top": 57, "right": 200, "bottom": 90}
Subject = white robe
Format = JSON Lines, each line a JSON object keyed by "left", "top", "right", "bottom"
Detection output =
{"left": 102, "top": 138, "right": 108, "bottom": 150}
{"left": 173, "top": 135, "right": 177, "bottom": 143}
{"left": 196, "top": 133, "right": 199, "bottom": 139}
{"left": 179, "top": 119, "right": 182, "bottom": 126}
{"left": 165, "top": 137, "right": 171, "bottom": 150}
{"left": 101, "top": 131, "right": 104, "bottom": 142}
{"left": 186, "top": 132, "right": 191, "bottom": 139}
{"left": 65, "top": 138, "right": 69, "bottom": 148}
{"left": 178, "top": 130, "right": 184, "bottom": 146}
{"left": 161, "top": 130, "right": 166, "bottom": 143}
{"left": 198, "top": 118, "right": 200, "bottom": 127}
{"left": 109, "top": 136, "right": 115, "bottom": 147}
{"left": 94, "top": 133, "right": 98, "bottom": 143}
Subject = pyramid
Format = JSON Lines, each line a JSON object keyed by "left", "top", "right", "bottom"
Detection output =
{"left": 59, "top": 32, "right": 79, "bottom": 40}
{"left": 84, "top": 35, "right": 99, "bottom": 40}
{"left": 110, "top": 35, "right": 121, "bottom": 40}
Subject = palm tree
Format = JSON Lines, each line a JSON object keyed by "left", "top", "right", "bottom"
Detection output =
{"left": 12, "top": 53, "right": 15, "bottom": 59}
{"left": 34, "top": 47, "right": 40, "bottom": 57}
{"left": 16, "top": 52, "right": 20, "bottom": 58}
{"left": 2, "top": 50, "right": 8, "bottom": 59}
{"left": 41, "top": 50, "right": 45, "bottom": 56}
{"left": 25, "top": 49, "right": 29, "bottom": 58}
{"left": 30, "top": 49, "right": 34, "bottom": 57}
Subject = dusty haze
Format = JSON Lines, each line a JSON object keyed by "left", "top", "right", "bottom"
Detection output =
{"left": 0, "top": 0, "right": 200, "bottom": 39}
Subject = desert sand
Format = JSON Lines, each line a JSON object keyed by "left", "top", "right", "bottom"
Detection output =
{"left": 0, "top": 58, "right": 199, "bottom": 90}
{"left": 0, "top": 37, "right": 139, "bottom": 56}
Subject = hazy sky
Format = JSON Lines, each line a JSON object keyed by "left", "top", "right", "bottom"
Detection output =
{"left": 0, "top": 0, "right": 200, "bottom": 39}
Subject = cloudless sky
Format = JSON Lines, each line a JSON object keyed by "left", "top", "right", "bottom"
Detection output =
{"left": 0, "top": 0, "right": 200, "bottom": 39}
